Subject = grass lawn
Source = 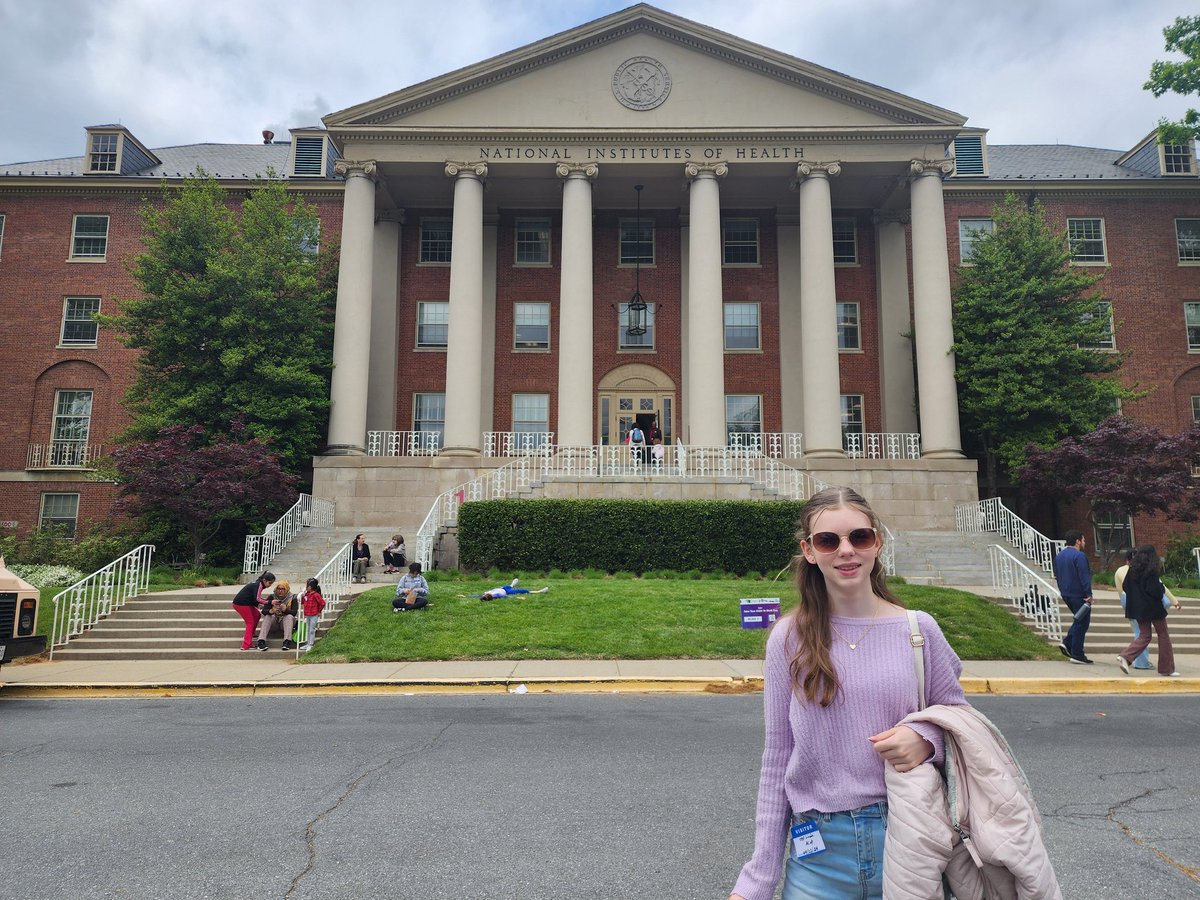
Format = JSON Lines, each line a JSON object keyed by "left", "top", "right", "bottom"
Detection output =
{"left": 304, "top": 574, "right": 1059, "bottom": 664}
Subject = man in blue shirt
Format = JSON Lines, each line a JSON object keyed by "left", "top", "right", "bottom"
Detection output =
{"left": 1054, "top": 530, "right": 1094, "bottom": 664}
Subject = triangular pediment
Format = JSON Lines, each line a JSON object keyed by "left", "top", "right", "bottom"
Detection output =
{"left": 324, "top": 5, "right": 966, "bottom": 136}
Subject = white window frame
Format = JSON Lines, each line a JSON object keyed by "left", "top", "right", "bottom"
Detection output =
{"left": 1080, "top": 301, "right": 1115, "bottom": 351}
{"left": 39, "top": 493, "right": 80, "bottom": 537}
{"left": 0, "top": 213, "right": 6, "bottom": 258}
{"left": 619, "top": 218, "right": 655, "bottom": 266}
{"left": 618, "top": 302, "right": 656, "bottom": 351}
{"left": 958, "top": 218, "right": 994, "bottom": 264}
{"left": 723, "top": 302, "right": 761, "bottom": 351}
{"left": 1067, "top": 217, "right": 1107, "bottom": 265}
{"left": 512, "top": 393, "right": 550, "bottom": 436}
{"left": 725, "top": 395, "right": 762, "bottom": 442}
{"left": 416, "top": 302, "right": 449, "bottom": 349}
{"left": 60, "top": 297, "right": 101, "bottom": 348}
{"left": 1187, "top": 302, "right": 1200, "bottom": 351}
{"left": 1161, "top": 142, "right": 1197, "bottom": 176}
{"left": 87, "top": 132, "right": 119, "bottom": 173}
{"left": 832, "top": 218, "right": 857, "bottom": 265}
{"left": 514, "top": 218, "right": 551, "bottom": 266}
{"left": 413, "top": 392, "right": 445, "bottom": 442}
{"left": 722, "top": 218, "right": 759, "bottom": 266}
{"left": 837, "top": 302, "right": 861, "bottom": 351}
{"left": 1093, "top": 511, "right": 1133, "bottom": 555}
{"left": 419, "top": 218, "right": 453, "bottom": 265}
{"left": 70, "top": 214, "right": 109, "bottom": 261}
{"left": 52, "top": 390, "right": 93, "bottom": 447}
{"left": 841, "top": 394, "right": 865, "bottom": 447}
{"left": 1176, "top": 219, "right": 1200, "bottom": 264}
{"left": 1192, "top": 394, "right": 1200, "bottom": 425}
{"left": 514, "top": 302, "right": 550, "bottom": 351}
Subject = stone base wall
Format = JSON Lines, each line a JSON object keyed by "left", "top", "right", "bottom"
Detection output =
{"left": 311, "top": 454, "right": 980, "bottom": 540}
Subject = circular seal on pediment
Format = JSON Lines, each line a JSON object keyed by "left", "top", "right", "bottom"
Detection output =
{"left": 612, "top": 56, "right": 671, "bottom": 111}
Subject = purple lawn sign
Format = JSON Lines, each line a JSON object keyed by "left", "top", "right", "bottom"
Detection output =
{"left": 740, "top": 598, "right": 781, "bottom": 629}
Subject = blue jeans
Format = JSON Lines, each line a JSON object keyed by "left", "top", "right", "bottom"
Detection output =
{"left": 783, "top": 803, "right": 887, "bottom": 900}
{"left": 1062, "top": 596, "right": 1090, "bottom": 659}
{"left": 1119, "top": 593, "right": 1155, "bottom": 668}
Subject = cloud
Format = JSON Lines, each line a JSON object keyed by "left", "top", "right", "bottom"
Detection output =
{"left": 0, "top": 0, "right": 1193, "bottom": 163}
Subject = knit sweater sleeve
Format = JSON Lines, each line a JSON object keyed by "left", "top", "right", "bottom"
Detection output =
{"left": 731, "top": 622, "right": 795, "bottom": 900}
{"left": 903, "top": 611, "right": 966, "bottom": 766}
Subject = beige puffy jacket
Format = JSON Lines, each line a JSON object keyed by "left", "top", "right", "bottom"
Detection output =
{"left": 882, "top": 704, "right": 1062, "bottom": 900}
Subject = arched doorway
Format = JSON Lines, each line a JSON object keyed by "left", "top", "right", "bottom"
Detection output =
{"left": 597, "top": 364, "right": 676, "bottom": 446}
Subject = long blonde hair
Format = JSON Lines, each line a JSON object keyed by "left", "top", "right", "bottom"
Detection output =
{"left": 788, "top": 486, "right": 902, "bottom": 707}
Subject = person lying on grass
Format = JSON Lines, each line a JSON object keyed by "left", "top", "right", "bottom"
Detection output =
{"left": 479, "top": 578, "right": 550, "bottom": 601}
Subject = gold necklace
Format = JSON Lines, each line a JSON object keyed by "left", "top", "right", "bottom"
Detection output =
{"left": 829, "top": 603, "right": 882, "bottom": 650}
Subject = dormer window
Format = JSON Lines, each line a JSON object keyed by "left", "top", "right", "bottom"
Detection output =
{"left": 289, "top": 130, "right": 338, "bottom": 178}
{"left": 1162, "top": 142, "right": 1196, "bottom": 175}
{"left": 89, "top": 133, "right": 119, "bottom": 172}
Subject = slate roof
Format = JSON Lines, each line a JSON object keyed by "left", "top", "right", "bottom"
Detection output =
{"left": 972, "top": 144, "right": 1155, "bottom": 181}
{"left": 0, "top": 142, "right": 334, "bottom": 180}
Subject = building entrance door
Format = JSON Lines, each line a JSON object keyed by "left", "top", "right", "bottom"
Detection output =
{"left": 600, "top": 393, "right": 673, "bottom": 446}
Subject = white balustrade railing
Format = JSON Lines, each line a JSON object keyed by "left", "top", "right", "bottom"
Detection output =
{"left": 414, "top": 444, "right": 829, "bottom": 570}
{"left": 295, "top": 541, "right": 352, "bottom": 658}
{"left": 728, "top": 432, "right": 804, "bottom": 458}
{"left": 843, "top": 433, "right": 922, "bottom": 459}
{"left": 49, "top": 544, "right": 154, "bottom": 658}
{"left": 243, "top": 494, "right": 336, "bottom": 575}
{"left": 483, "top": 432, "right": 555, "bottom": 457}
{"left": 366, "top": 430, "right": 441, "bottom": 456}
{"left": 987, "top": 544, "right": 1064, "bottom": 642}
{"left": 1194, "top": 547, "right": 1200, "bottom": 579}
{"left": 27, "top": 441, "right": 103, "bottom": 469}
{"left": 956, "top": 498, "right": 1063, "bottom": 574}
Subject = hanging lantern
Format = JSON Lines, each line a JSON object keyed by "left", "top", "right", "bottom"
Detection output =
{"left": 625, "top": 184, "right": 648, "bottom": 337}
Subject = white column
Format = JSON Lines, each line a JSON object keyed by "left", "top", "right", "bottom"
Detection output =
{"left": 796, "top": 161, "right": 845, "bottom": 458}
{"left": 326, "top": 160, "right": 377, "bottom": 454}
{"left": 874, "top": 210, "right": 918, "bottom": 434}
{"left": 909, "top": 160, "right": 963, "bottom": 458}
{"left": 556, "top": 163, "right": 598, "bottom": 446}
{"left": 441, "top": 161, "right": 487, "bottom": 455}
{"left": 684, "top": 162, "right": 727, "bottom": 446}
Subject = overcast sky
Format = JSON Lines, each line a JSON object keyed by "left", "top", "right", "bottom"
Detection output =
{"left": 0, "top": 0, "right": 1193, "bottom": 165}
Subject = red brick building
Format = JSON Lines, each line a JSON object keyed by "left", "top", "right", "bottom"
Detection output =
{"left": 1, "top": 5, "right": 1197, "bottom": 558}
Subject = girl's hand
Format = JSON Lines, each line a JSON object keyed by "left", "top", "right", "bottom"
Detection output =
{"left": 869, "top": 725, "right": 933, "bottom": 772}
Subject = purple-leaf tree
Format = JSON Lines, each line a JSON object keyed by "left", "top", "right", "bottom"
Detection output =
{"left": 110, "top": 424, "right": 297, "bottom": 564}
{"left": 1018, "top": 415, "right": 1200, "bottom": 567}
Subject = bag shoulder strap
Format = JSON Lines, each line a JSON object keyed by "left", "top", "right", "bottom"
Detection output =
{"left": 907, "top": 609, "right": 926, "bottom": 711}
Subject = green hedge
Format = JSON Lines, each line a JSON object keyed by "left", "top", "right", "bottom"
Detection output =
{"left": 457, "top": 499, "right": 805, "bottom": 575}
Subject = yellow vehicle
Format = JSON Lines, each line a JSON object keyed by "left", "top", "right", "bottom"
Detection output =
{"left": 0, "top": 556, "right": 44, "bottom": 663}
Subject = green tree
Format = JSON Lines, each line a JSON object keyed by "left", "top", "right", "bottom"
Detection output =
{"left": 951, "top": 194, "right": 1135, "bottom": 497}
{"left": 103, "top": 172, "right": 337, "bottom": 474}
{"left": 1144, "top": 15, "right": 1200, "bottom": 145}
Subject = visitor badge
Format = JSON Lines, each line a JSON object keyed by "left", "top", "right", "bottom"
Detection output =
{"left": 790, "top": 820, "right": 827, "bottom": 860}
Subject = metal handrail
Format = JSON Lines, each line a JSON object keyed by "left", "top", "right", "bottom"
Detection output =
{"left": 366, "top": 430, "right": 441, "bottom": 456}
{"left": 295, "top": 541, "right": 351, "bottom": 658}
{"left": 413, "top": 444, "right": 830, "bottom": 570}
{"left": 243, "top": 494, "right": 335, "bottom": 575}
{"left": 844, "top": 433, "right": 922, "bottom": 460}
{"left": 956, "top": 497, "right": 1064, "bottom": 574}
{"left": 49, "top": 544, "right": 155, "bottom": 658}
{"left": 987, "top": 544, "right": 1064, "bottom": 642}
{"left": 727, "top": 432, "right": 804, "bottom": 458}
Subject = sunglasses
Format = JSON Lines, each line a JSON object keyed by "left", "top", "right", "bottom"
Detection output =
{"left": 808, "top": 528, "right": 879, "bottom": 553}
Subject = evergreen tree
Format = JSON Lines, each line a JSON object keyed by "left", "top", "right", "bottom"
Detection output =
{"left": 103, "top": 173, "right": 337, "bottom": 474}
{"left": 951, "top": 194, "right": 1135, "bottom": 497}
{"left": 1144, "top": 15, "right": 1200, "bottom": 145}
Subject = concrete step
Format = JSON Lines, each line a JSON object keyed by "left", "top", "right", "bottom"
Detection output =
{"left": 52, "top": 647, "right": 308, "bottom": 661}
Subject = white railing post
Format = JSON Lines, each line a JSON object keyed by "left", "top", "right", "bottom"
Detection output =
{"left": 49, "top": 544, "right": 154, "bottom": 658}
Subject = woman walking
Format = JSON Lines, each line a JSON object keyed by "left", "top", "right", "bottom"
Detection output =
{"left": 1117, "top": 544, "right": 1181, "bottom": 677}
{"left": 729, "top": 487, "right": 966, "bottom": 900}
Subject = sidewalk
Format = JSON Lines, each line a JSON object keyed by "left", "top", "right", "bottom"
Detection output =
{"left": 3, "top": 654, "right": 1198, "bottom": 698}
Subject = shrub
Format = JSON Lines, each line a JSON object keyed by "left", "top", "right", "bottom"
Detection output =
{"left": 1164, "top": 528, "right": 1200, "bottom": 581}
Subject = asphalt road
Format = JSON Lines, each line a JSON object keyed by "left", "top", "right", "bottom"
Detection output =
{"left": 2, "top": 694, "right": 1198, "bottom": 899}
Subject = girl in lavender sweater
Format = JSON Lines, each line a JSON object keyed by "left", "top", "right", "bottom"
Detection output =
{"left": 730, "top": 487, "right": 966, "bottom": 900}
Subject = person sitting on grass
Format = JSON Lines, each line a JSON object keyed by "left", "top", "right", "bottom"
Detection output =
{"left": 393, "top": 562, "right": 430, "bottom": 613}
{"left": 480, "top": 578, "right": 550, "bottom": 601}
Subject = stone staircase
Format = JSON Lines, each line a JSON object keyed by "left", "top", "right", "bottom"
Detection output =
{"left": 891, "top": 529, "right": 1200, "bottom": 656}
{"left": 50, "top": 586, "right": 357, "bottom": 661}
